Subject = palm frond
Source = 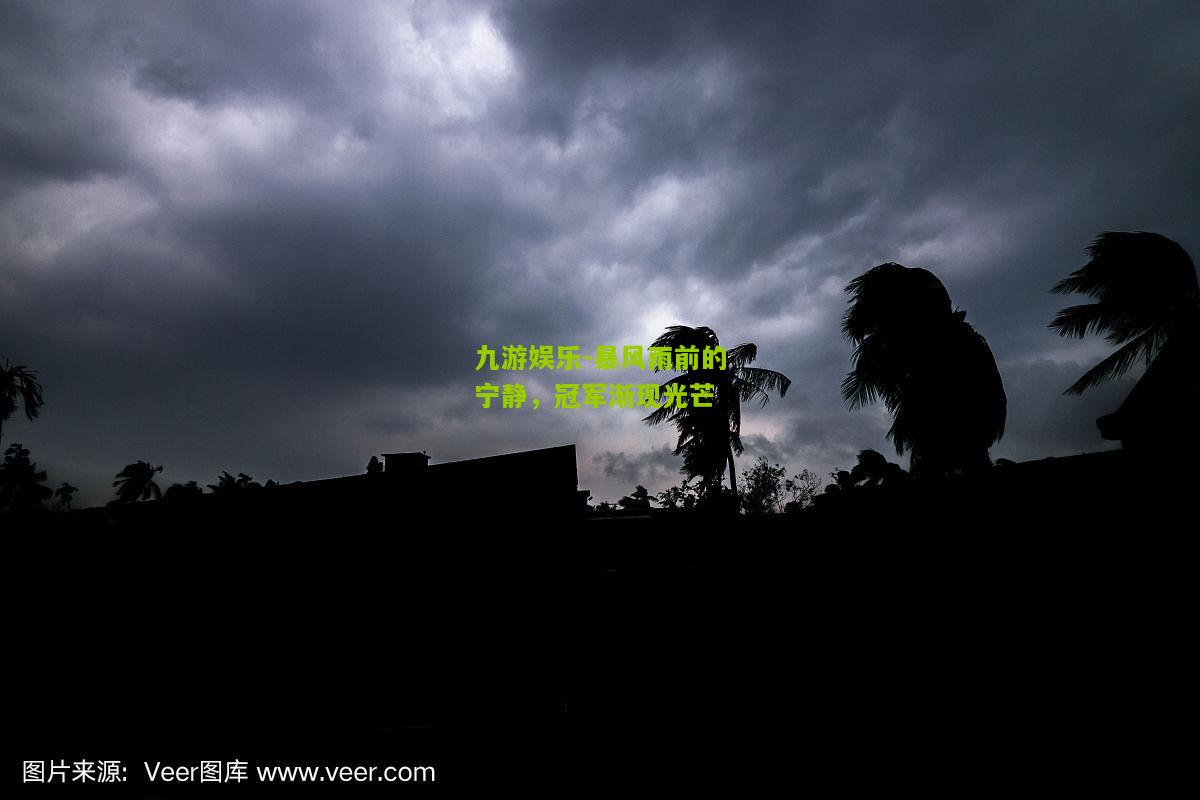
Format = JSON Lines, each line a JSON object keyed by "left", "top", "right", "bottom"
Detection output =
{"left": 841, "top": 337, "right": 903, "bottom": 411}
{"left": 1, "top": 362, "right": 45, "bottom": 422}
{"left": 737, "top": 367, "right": 790, "bottom": 403}
{"left": 738, "top": 384, "right": 767, "bottom": 408}
{"left": 641, "top": 375, "right": 693, "bottom": 426}
{"left": 1063, "top": 328, "right": 1163, "bottom": 395}
{"left": 726, "top": 343, "right": 757, "bottom": 369}
{"left": 1049, "top": 302, "right": 1153, "bottom": 340}
{"left": 841, "top": 370, "right": 885, "bottom": 410}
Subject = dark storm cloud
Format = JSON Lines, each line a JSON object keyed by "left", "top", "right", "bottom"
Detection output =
{"left": 1, "top": 0, "right": 1197, "bottom": 507}
{"left": 496, "top": 0, "right": 1198, "bottom": 305}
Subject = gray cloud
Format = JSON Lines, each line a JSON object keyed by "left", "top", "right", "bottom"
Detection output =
{"left": 1, "top": 0, "right": 1196, "bottom": 508}
{"left": 589, "top": 445, "right": 679, "bottom": 500}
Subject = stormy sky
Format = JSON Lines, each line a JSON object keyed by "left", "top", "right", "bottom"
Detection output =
{"left": 2, "top": 0, "right": 1197, "bottom": 508}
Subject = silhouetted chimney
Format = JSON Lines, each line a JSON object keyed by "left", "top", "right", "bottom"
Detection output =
{"left": 381, "top": 451, "right": 430, "bottom": 474}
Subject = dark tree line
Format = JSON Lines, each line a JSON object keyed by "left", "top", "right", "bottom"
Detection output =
{"left": 4, "top": 230, "right": 1194, "bottom": 517}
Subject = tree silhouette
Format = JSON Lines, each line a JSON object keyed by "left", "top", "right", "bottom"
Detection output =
{"left": 643, "top": 325, "right": 790, "bottom": 499}
{"left": 824, "top": 449, "right": 909, "bottom": 494}
{"left": 112, "top": 461, "right": 164, "bottom": 503}
{"left": 53, "top": 482, "right": 78, "bottom": 512}
{"left": 656, "top": 477, "right": 699, "bottom": 510}
{"left": 617, "top": 485, "right": 653, "bottom": 509}
{"left": 164, "top": 481, "right": 204, "bottom": 503}
{"left": 841, "top": 263, "right": 1006, "bottom": 478}
{"left": 0, "top": 442, "right": 52, "bottom": 514}
{"left": 208, "top": 471, "right": 262, "bottom": 495}
{"left": 1050, "top": 232, "right": 1199, "bottom": 394}
{"left": 740, "top": 457, "right": 786, "bottom": 515}
{"left": 782, "top": 467, "right": 822, "bottom": 513}
{"left": 740, "top": 457, "right": 823, "bottom": 514}
{"left": 1, "top": 361, "right": 44, "bottom": 448}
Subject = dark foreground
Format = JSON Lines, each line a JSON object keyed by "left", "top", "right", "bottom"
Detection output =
{"left": 8, "top": 451, "right": 1191, "bottom": 797}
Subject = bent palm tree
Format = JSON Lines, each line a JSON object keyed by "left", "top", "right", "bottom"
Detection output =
{"left": 112, "top": 461, "right": 164, "bottom": 503}
{"left": 1050, "top": 231, "right": 1199, "bottom": 394}
{"left": 842, "top": 263, "right": 1006, "bottom": 477}
{"left": 1, "top": 361, "right": 45, "bottom": 447}
{"left": 643, "top": 325, "right": 791, "bottom": 498}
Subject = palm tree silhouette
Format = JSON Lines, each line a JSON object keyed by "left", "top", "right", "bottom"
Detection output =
{"left": 112, "top": 461, "right": 164, "bottom": 503}
{"left": 1050, "top": 232, "right": 1199, "bottom": 394}
{"left": 643, "top": 325, "right": 791, "bottom": 499}
{"left": 208, "top": 471, "right": 263, "bottom": 496}
{"left": 1, "top": 361, "right": 45, "bottom": 447}
{"left": 53, "top": 482, "right": 78, "bottom": 512}
{"left": 841, "top": 263, "right": 1006, "bottom": 478}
